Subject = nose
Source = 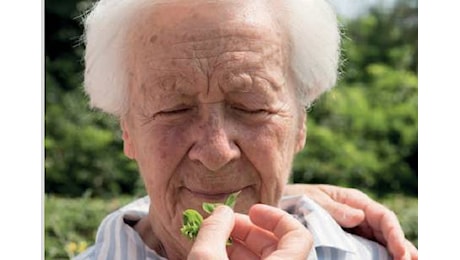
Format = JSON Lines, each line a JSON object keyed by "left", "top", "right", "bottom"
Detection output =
{"left": 188, "top": 106, "right": 240, "bottom": 171}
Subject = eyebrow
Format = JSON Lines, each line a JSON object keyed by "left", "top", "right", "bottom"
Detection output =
{"left": 219, "top": 70, "right": 285, "bottom": 94}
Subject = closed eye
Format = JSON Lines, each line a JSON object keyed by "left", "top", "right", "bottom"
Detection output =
{"left": 231, "top": 105, "right": 269, "bottom": 115}
{"left": 154, "top": 107, "right": 194, "bottom": 119}
{"left": 162, "top": 108, "right": 191, "bottom": 114}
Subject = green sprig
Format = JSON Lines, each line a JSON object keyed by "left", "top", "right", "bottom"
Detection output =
{"left": 180, "top": 191, "right": 241, "bottom": 245}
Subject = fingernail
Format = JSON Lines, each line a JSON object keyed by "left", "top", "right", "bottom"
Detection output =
{"left": 215, "top": 205, "right": 233, "bottom": 216}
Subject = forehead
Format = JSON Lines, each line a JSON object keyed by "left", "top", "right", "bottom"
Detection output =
{"left": 122, "top": 0, "right": 294, "bottom": 106}
{"left": 125, "top": 0, "right": 287, "bottom": 67}
{"left": 129, "top": 0, "right": 281, "bottom": 35}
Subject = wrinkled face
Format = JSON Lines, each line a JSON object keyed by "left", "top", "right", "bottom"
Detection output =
{"left": 121, "top": 0, "right": 306, "bottom": 255}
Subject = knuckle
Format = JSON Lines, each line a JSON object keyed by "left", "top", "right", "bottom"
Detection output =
{"left": 385, "top": 209, "right": 398, "bottom": 220}
{"left": 347, "top": 187, "right": 368, "bottom": 198}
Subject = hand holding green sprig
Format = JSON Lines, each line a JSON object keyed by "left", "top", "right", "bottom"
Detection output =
{"left": 180, "top": 191, "right": 241, "bottom": 245}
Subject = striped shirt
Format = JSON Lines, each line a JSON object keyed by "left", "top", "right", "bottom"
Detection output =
{"left": 74, "top": 195, "right": 391, "bottom": 260}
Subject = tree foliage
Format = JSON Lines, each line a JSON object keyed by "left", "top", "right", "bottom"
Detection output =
{"left": 292, "top": 1, "right": 418, "bottom": 196}
{"left": 45, "top": 0, "right": 418, "bottom": 197}
{"left": 45, "top": 0, "right": 144, "bottom": 197}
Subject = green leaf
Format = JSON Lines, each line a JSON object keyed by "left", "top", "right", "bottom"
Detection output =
{"left": 181, "top": 209, "right": 204, "bottom": 241}
{"left": 202, "top": 202, "right": 221, "bottom": 214}
{"left": 224, "top": 191, "right": 241, "bottom": 208}
{"left": 182, "top": 209, "right": 203, "bottom": 226}
{"left": 180, "top": 192, "right": 241, "bottom": 243}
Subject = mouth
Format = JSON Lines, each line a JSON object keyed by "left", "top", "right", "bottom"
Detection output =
{"left": 183, "top": 187, "right": 247, "bottom": 202}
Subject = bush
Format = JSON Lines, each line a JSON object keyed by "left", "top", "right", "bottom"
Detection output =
{"left": 44, "top": 194, "right": 135, "bottom": 259}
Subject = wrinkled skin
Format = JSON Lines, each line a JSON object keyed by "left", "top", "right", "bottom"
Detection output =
{"left": 121, "top": 1, "right": 306, "bottom": 259}
{"left": 118, "top": 1, "right": 417, "bottom": 260}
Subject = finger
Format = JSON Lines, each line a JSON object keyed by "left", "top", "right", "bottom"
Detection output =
{"left": 324, "top": 185, "right": 413, "bottom": 260}
{"left": 316, "top": 184, "right": 369, "bottom": 227}
{"left": 320, "top": 185, "right": 405, "bottom": 243}
{"left": 188, "top": 205, "right": 234, "bottom": 260}
{"left": 226, "top": 239, "right": 262, "bottom": 260}
{"left": 285, "top": 184, "right": 365, "bottom": 227}
{"left": 230, "top": 213, "right": 278, "bottom": 257}
{"left": 390, "top": 239, "right": 418, "bottom": 260}
{"left": 248, "top": 204, "right": 313, "bottom": 259}
{"left": 406, "top": 240, "right": 418, "bottom": 260}
{"left": 384, "top": 219, "right": 408, "bottom": 259}
{"left": 323, "top": 200, "right": 366, "bottom": 228}
{"left": 364, "top": 202, "right": 406, "bottom": 255}
{"left": 318, "top": 184, "right": 372, "bottom": 208}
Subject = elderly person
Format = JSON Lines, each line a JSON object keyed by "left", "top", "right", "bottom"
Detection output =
{"left": 76, "top": 0, "right": 417, "bottom": 259}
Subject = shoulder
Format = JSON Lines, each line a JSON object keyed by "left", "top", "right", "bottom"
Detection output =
{"left": 280, "top": 195, "right": 392, "bottom": 260}
{"left": 73, "top": 196, "right": 164, "bottom": 260}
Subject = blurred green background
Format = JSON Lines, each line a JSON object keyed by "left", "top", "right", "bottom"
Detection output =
{"left": 45, "top": 0, "right": 418, "bottom": 259}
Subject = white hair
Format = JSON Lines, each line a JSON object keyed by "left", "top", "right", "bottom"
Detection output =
{"left": 83, "top": 0, "right": 341, "bottom": 117}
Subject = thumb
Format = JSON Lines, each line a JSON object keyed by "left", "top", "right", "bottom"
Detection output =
{"left": 188, "top": 205, "right": 234, "bottom": 260}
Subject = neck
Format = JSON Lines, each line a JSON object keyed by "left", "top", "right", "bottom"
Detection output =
{"left": 134, "top": 216, "right": 189, "bottom": 259}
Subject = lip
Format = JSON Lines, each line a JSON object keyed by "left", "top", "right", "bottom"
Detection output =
{"left": 184, "top": 186, "right": 248, "bottom": 201}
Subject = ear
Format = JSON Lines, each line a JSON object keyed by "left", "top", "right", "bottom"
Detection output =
{"left": 120, "top": 118, "right": 136, "bottom": 159}
{"left": 295, "top": 110, "right": 307, "bottom": 153}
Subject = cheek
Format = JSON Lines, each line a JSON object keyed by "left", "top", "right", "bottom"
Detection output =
{"left": 238, "top": 118, "right": 298, "bottom": 204}
{"left": 133, "top": 123, "right": 194, "bottom": 228}
{"left": 132, "top": 123, "right": 191, "bottom": 194}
